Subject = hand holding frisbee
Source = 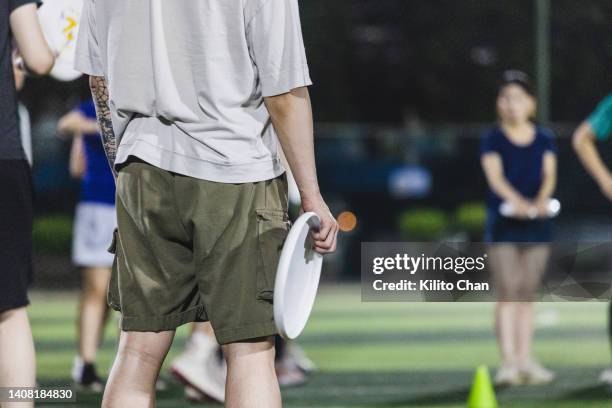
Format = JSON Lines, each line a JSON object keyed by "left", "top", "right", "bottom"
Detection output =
{"left": 500, "top": 198, "right": 561, "bottom": 220}
{"left": 274, "top": 212, "right": 324, "bottom": 340}
{"left": 274, "top": 195, "right": 339, "bottom": 339}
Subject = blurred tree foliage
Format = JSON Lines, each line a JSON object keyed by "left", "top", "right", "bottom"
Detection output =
{"left": 301, "top": 0, "right": 611, "bottom": 123}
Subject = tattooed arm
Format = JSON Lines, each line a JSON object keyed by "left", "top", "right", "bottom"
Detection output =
{"left": 89, "top": 75, "right": 117, "bottom": 178}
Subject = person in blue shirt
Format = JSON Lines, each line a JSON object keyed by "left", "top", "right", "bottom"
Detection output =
{"left": 58, "top": 98, "right": 116, "bottom": 392}
{"left": 480, "top": 70, "right": 557, "bottom": 386}
{"left": 573, "top": 93, "right": 612, "bottom": 385}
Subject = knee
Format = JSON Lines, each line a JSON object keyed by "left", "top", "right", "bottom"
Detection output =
{"left": 222, "top": 336, "right": 275, "bottom": 365}
{"left": 498, "top": 284, "right": 521, "bottom": 302}
{"left": 117, "top": 344, "right": 163, "bottom": 368}
{"left": 0, "top": 307, "right": 27, "bottom": 324}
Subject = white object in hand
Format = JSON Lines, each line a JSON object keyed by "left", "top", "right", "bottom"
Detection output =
{"left": 37, "top": 0, "right": 83, "bottom": 82}
{"left": 500, "top": 199, "right": 561, "bottom": 219}
{"left": 274, "top": 212, "right": 323, "bottom": 340}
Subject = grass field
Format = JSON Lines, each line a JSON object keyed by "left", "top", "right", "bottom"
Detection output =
{"left": 30, "top": 285, "right": 612, "bottom": 407}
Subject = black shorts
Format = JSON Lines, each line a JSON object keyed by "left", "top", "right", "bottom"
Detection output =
{"left": 0, "top": 160, "right": 33, "bottom": 313}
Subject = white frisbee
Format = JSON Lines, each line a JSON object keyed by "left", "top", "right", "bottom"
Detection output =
{"left": 500, "top": 198, "right": 561, "bottom": 219}
{"left": 274, "top": 212, "right": 323, "bottom": 340}
{"left": 287, "top": 172, "right": 301, "bottom": 207}
{"left": 38, "top": 0, "right": 83, "bottom": 81}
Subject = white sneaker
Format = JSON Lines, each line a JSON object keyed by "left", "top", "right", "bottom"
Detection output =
{"left": 170, "top": 333, "right": 226, "bottom": 403}
{"left": 184, "top": 385, "right": 208, "bottom": 403}
{"left": 276, "top": 359, "right": 308, "bottom": 387}
{"left": 495, "top": 363, "right": 521, "bottom": 386}
{"left": 520, "top": 361, "right": 555, "bottom": 385}
{"left": 285, "top": 342, "right": 317, "bottom": 374}
{"left": 598, "top": 367, "right": 612, "bottom": 385}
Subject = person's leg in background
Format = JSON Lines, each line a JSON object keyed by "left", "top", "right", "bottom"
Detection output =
{"left": 0, "top": 308, "right": 36, "bottom": 408}
{"left": 0, "top": 160, "right": 36, "bottom": 407}
{"left": 174, "top": 325, "right": 314, "bottom": 402}
{"left": 600, "top": 301, "right": 612, "bottom": 384}
{"left": 223, "top": 336, "right": 281, "bottom": 408}
{"left": 171, "top": 322, "right": 226, "bottom": 403}
{"left": 71, "top": 203, "right": 116, "bottom": 391}
{"left": 275, "top": 336, "right": 309, "bottom": 386}
{"left": 515, "top": 244, "right": 554, "bottom": 384}
{"left": 102, "top": 330, "right": 175, "bottom": 408}
{"left": 490, "top": 244, "right": 522, "bottom": 385}
{"left": 73, "top": 266, "right": 111, "bottom": 391}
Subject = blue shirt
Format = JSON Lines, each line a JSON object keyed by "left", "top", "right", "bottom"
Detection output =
{"left": 480, "top": 125, "right": 557, "bottom": 211}
{"left": 77, "top": 100, "right": 116, "bottom": 205}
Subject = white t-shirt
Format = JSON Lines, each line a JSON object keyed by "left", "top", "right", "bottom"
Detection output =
{"left": 74, "top": 0, "right": 312, "bottom": 183}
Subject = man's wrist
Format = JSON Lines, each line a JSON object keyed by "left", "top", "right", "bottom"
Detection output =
{"left": 299, "top": 188, "right": 321, "bottom": 202}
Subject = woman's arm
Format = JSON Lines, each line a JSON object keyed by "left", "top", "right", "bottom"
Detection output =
{"left": 573, "top": 122, "right": 612, "bottom": 201}
{"left": 58, "top": 111, "right": 99, "bottom": 137}
{"left": 481, "top": 153, "right": 531, "bottom": 218}
{"left": 534, "top": 152, "right": 557, "bottom": 215}
{"left": 69, "top": 135, "right": 86, "bottom": 179}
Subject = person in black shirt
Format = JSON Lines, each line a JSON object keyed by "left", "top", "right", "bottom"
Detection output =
{"left": 0, "top": 0, "right": 53, "bottom": 400}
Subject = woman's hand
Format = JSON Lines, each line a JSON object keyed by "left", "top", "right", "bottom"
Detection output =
{"left": 534, "top": 198, "right": 551, "bottom": 218}
{"left": 512, "top": 198, "right": 535, "bottom": 220}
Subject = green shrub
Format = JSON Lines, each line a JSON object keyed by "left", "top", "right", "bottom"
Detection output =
{"left": 397, "top": 208, "right": 449, "bottom": 241}
{"left": 455, "top": 202, "right": 487, "bottom": 236}
{"left": 33, "top": 216, "right": 73, "bottom": 255}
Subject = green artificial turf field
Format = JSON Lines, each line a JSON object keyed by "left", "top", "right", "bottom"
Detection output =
{"left": 30, "top": 286, "right": 612, "bottom": 407}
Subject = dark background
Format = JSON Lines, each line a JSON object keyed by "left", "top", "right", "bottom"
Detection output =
{"left": 18, "top": 0, "right": 612, "bottom": 284}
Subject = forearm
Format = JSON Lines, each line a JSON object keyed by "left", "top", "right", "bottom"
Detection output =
{"left": 10, "top": 4, "right": 54, "bottom": 76}
{"left": 265, "top": 87, "right": 320, "bottom": 199}
{"left": 482, "top": 155, "right": 527, "bottom": 204}
{"left": 69, "top": 135, "right": 85, "bottom": 179}
{"left": 536, "top": 176, "right": 556, "bottom": 203}
{"left": 536, "top": 154, "right": 557, "bottom": 202}
{"left": 574, "top": 125, "right": 610, "bottom": 185}
{"left": 57, "top": 112, "right": 99, "bottom": 137}
{"left": 89, "top": 76, "right": 117, "bottom": 178}
{"left": 81, "top": 119, "right": 100, "bottom": 135}
{"left": 489, "top": 179, "right": 526, "bottom": 204}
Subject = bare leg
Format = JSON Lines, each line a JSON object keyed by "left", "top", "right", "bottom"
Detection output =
{"left": 0, "top": 308, "right": 35, "bottom": 408}
{"left": 223, "top": 336, "right": 280, "bottom": 408}
{"left": 495, "top": 302, "right": 517, "bottom": 364}
{"left": 490, "top": 245, "right": 522, "bottom": 365}
{"left": 171, "top": 321, "right": 225, "bottom": 403}
{"left": 515, "top": 302, "right": 534, "bottom": 366}
{"left": 78, "top": 267, "right": 111, "bottom": 363}
{"left": 515, "top": 245, "right": 550, "bottom": 365}
{"left": 102, "top": 330, "right": 175, "bottom": 408}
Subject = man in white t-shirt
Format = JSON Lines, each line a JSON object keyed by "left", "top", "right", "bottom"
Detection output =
{"left": 74, "top": 1, "right": 338, "bottom": 406}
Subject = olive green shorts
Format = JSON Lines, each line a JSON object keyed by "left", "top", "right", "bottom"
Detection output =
{"left": 108, "top": 159, "right": 290, "bottom": 344}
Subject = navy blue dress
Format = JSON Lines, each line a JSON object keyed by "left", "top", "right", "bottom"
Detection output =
{"left": 481, "top": 126, "right": 557, "bottom": 243}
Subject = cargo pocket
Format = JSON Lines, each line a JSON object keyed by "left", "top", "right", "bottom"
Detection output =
{"left": 256, "top": 209, "right": 290, "bottom": 302}
{"left": 107, "top": 228, "right": 118, "bottom": 254}
{"left": 107, "top": 229, "right": 121, "bottom": 311}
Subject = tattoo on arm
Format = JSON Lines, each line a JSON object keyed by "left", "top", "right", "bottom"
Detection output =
{"left": 89, "top": 76, "right": 117, "bottom": 178}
